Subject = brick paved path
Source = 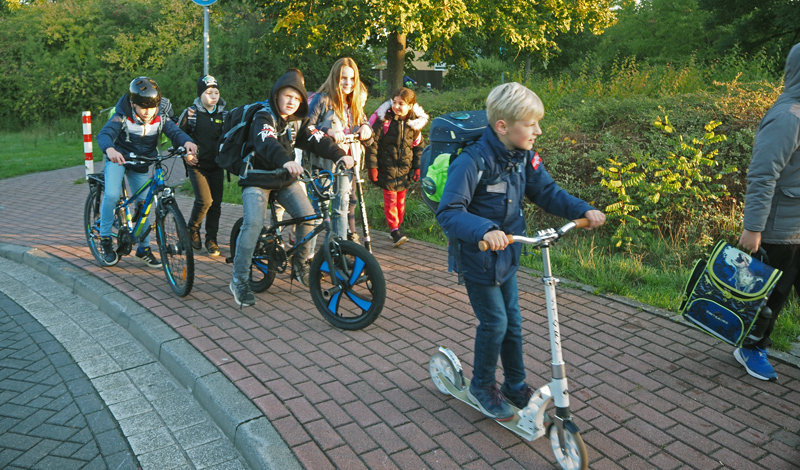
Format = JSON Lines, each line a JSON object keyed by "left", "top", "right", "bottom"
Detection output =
{"left": 2, "top": 164, "right": 799, "bottom": 470}
{"left": 0, "top": 291, "right": 137, "bottom": 469}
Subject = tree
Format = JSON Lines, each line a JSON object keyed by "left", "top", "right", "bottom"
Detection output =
{"left": 265, "top": 0, "right": 615, "bottom": 98}
{"left": 699, "top": 0, "right": 800, "bottom": 65}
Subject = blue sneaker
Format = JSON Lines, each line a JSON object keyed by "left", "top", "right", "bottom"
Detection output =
{"left": 734, "top": 347, "right": 777, "bottom": 382}
{"left": 468, "top": 382, "right": 514, "bottom": 421}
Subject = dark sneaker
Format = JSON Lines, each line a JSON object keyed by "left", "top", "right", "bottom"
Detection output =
{"left": 229, "top": 280, "right": 256, "bottom": 307}
{"left": 468, "top": 382, "right": 514, "bottom": 421}
{"left": 734, "top": 347, "right": 777, "bottom": 381}
{"left": 390, "top": 230, "right": 408, "bottom": 247}
{"left": 135, "top": 247, "right": 162, "bottom": 268}
{"left": 205, "top": 239, "right": 221, "bottom": 257}
{"left": 190, "top": 230, "right": 201, "bottom": 250}
{"left": 292, "top": 257, "right": 310, "bottom": 287}
{"left": 500, "top": 383, "right": 535, "bottom": 409}
{"left": 100, "top": 236, "right": 118, "bottom": 265}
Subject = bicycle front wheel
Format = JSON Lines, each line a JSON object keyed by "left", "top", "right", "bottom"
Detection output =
{"left": 84, "top": 185, "right": 118, "bottom": 267}
{"left": 156, "top": 201, "right": 194, "bottom": 297}
{"left": 309, "top": 240, "right": 385, "bottom": 330}
{"left": 229, "top": 217, "right": 276, "bottom": 293}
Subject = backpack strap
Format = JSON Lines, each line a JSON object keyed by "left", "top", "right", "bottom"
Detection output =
{"left": 187, "top": 105, "right": 198, "bottom": 134}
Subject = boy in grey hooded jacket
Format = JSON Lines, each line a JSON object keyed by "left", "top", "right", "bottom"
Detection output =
{"left": 737, "top": 42, "right": 800, "bottom": 381}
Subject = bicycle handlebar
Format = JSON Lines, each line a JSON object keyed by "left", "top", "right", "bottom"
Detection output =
{"left": 124, "top": 147, "right": 188, "bottom": 166}
{"left": 478, "top": 218, "right": 589, "bottom": 251}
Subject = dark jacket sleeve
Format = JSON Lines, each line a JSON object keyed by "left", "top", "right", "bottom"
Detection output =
{"left": 249, "top": 112, "right": 295, "bottom": 170}
{"left": 411, "top": 131, "right": 424, "bottom": 170}
{"left": 96, "top": 114, "right": 125, "bottom": 154}
{"left": 364, "top": 118, "right": 382, "bottom": 169}
{"left": 295, "top": 119, "right": 346, "bottom": 162}
{"left": 436, "top": 155, "right": 499, "bottom": 243}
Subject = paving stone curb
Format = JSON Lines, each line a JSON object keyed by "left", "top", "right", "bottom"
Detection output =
{"left": 0, "top": 242, "right": 302, "bottom": 470}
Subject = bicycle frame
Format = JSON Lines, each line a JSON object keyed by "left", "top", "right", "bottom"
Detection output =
{"left": 116, "top": 166, "right": 162, "bottom": 244}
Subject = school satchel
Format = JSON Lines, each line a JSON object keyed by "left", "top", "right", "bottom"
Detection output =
{"left": 680, "top": 241, "right": 782, "bottom": 346}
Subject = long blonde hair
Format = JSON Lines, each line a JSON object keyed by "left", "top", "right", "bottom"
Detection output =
{"left": 317, "top": 57, "right": 364, "bottom": 127}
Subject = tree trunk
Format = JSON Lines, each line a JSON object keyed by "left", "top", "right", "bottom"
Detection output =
{"left": 386, "top": 31, "right": 406, "bottom": 101}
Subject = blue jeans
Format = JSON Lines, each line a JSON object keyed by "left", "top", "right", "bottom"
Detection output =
{"left": 465, "top": 273, "right": 526, "bottom": 388}
{"left": 232, "top": 183, "right": 316, "bottom": 284}
{"left": 100, "top": 160, "right": 151, "bottom": 247}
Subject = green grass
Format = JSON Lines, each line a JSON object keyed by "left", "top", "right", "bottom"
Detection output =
{"left": 0, "top": 124, "right": 101, "bottom": 179}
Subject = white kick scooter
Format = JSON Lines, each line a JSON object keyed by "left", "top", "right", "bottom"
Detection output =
{"left": 429, "top": 219, "right": 590, "bottom": 470}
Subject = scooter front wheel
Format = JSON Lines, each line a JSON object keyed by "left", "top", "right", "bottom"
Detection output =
{"left": 548, "top": 423, "right": 588, "bottom": 470}
{"left": 429, "top": 353, "right": 464, "bottom": 394}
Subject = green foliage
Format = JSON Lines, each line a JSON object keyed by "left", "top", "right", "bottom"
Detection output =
{"left": 441, "top": 56, "right": 511, "bottom": 90}
{"left": 597, "top": 116, "right": 737, "bottom": 247}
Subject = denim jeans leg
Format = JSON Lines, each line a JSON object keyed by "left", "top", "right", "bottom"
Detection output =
{"left": 330, "top": 173, "right": 352, "bottom": 239}
{"left": 100, "top": 160, "right": 126, "bottom": 238}
{"left": 187, "top": 166, "right": 213, "bottom": 234}
{"left": 465, "top": 273, "right": 526, "bottom": 387}
{"left": 125, "top": 170, "right": 152, "bottom": 248}
{"left": 276, "top": 182, "right": 316, "bottom": 261}
{"left": 233, "top": 186, "right": 268, "bottom": 284}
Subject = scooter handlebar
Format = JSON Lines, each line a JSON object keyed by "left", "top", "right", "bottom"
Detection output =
{"left": 478, "top": 218, "right": 589, "bottom": 251}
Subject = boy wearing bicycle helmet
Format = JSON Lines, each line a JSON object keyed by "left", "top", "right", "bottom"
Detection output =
{"left": 436, "top": 83, "right": 605, "bottom": 421}
{"left": 230, "top": 69, "right": 353, "bottom": 307}
{"left": 96, "top": 77, "right": 198, "bottom": 267}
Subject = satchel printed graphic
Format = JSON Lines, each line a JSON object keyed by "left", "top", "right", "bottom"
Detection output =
{"left": 680, "top": 241, "right": 782, "bottom": 346}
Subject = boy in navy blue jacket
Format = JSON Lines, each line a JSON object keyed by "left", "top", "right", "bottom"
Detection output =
{"left": 436, "top": 82, "right": 605, "bottom": 421}
{"left": 96, "top": 77, "right": 197, "bottom": 268}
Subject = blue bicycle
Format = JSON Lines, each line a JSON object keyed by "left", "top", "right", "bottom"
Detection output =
{"left": 84, "top": 147, "right": 195, "bottom": 297}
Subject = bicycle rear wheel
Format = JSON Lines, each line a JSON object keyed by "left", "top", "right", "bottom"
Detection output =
{"left": 84, "top": 185, "right": 118, "bottom": 267}
{"left": 309, "top": 240, "right": 385, "bottom": 330}
{"left": 229, "top": 217, "right": 276, "bottom": 293}
{"left": 156, "top": 201, "right": 194, "bottom": 297}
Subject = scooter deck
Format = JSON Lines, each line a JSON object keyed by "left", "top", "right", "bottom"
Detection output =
{"left": 435, "top": 372, "right": 547, "bottom": 441}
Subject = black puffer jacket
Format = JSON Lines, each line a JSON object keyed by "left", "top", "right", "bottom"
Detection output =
{"left": 365, "top": 108, "right": 425, "bottom": 192}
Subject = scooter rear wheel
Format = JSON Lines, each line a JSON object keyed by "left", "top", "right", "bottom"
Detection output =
{"left": 548, "top": 423, "right": 588, "bottom": 470}
{"left": 429, "top": 353, "right": 464, "bottom": 394}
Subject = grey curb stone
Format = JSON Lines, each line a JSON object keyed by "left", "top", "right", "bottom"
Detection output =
{"left": 237, "top": 418, "right": 303, "bottom": 470}
{"left": 160, "top": 338, "right": 218, "bottom": 392}
{"left": 194, "top": 372, "right": 263, "bottom": 441}
{"left": 0, "top": 242, "right": 298, "bottom": 470}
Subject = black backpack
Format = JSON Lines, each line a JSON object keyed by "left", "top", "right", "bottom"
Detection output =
{"left": 419, "top": 110, "right": 490, "bottom": 213}
{"left": 216, "top": 101, "right": 276, "bottom": 178}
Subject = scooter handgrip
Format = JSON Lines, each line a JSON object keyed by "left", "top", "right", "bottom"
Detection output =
{"left": 478, "top": 234, "right": 515, "bottom": 251}
{"left": 573, "top": 218, "right": 590, "bottom": 229}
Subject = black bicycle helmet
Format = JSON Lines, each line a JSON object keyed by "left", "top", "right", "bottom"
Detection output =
{"left": 129, "top": 77, "right": 162, "bottom": 109}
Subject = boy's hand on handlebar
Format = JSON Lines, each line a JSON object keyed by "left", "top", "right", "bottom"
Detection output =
{"left": 184, "top": 141, "right": 198, "bottom": 157}
{"left": 337, "top": 155, "right": 355, "bottom": 169}
{"left": 583, "top": 210, "right": 606, "bottom": 229}
{"left": 107, "top": 148, "right": 125, "bottom": 165}
{"left": 482, "top": 230, "right": 509, "bottom": 251}
{"left": 283, "top": 161, "right": 303, "bottom": 177}
{"left": 739, "top": 229, "right": 761, "bottom": 254}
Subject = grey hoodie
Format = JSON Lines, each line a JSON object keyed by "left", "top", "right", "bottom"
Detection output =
{"left": 743, "top": 42, "right": 800, "bottom": 243}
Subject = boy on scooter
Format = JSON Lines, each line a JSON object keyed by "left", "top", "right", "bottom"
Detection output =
{"left": 436, "top": 82, "right": 605, "bottom": 421}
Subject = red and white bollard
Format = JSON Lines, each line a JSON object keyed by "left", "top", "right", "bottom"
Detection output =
{"left": 82, "top": 111, "right": 94, "bottom": 178}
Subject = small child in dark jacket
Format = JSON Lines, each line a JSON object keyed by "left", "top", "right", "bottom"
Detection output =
{"left": 366, "top": 87, "right": 427, "bottom": 247}
{"left": 177, "top": 75, "right": 227, "bottom": 256}
{"left": 436, "top": 82, "right": 605, "bottom": 421}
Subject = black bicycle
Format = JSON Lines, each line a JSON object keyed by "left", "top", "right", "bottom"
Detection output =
{"left": 84, "top": 147, "right": 195, "bottom": 297}
{"left": 228, "top": 166, "right": 386, "bottom": 330}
